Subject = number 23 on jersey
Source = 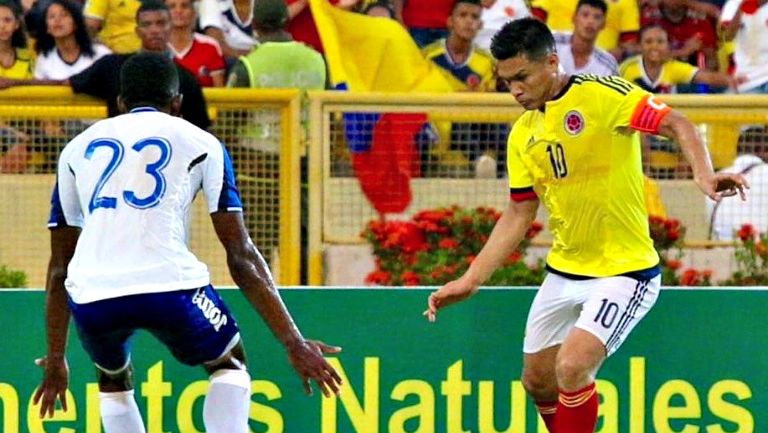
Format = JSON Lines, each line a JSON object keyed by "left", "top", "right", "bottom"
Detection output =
{"left": 85, "top": 137, "right": 172, "bottom": 213}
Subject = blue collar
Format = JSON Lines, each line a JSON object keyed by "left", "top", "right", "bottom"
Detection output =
{"left": 129, "top": 107, "right": 159, "bottom": 113}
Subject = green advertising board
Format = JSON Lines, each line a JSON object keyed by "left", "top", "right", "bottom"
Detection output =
{"left": 0, "top": 287, "right": 763, "bottom": 433}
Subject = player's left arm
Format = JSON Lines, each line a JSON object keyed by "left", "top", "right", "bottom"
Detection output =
{"left": 657, "top": 108, "right": 748, "bottom": 201}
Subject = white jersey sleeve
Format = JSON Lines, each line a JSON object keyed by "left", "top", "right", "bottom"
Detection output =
{"left": 48, "top": 145, "right": 84, "bottom": 228}
{"left": 201, "top": 142, "right": 243, "bottom": 213}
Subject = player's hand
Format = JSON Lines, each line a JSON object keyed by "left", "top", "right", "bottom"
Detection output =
{"left": 424, "top": 277, "right": 480, "bottom": 322}
{"left": 286, "top": 339, "right": 343, "bottom": 398}
{"left": 697, "top": 172, "right": 749, "bottom": 202}
{"left": 33, "top": 356, "right": 69, "bottom": 418}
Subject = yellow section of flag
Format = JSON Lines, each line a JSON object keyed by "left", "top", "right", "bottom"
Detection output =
{"left": 309, "top": 0, "right": 453, "bottom": 92}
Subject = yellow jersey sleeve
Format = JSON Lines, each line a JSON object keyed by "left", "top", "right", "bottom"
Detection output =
{"left": 84, "top": 0, "right": 107, "bottom": 20}
{"left": 506, "top": 119, "right": 537, "bottom": 201}
{"left": 598, "top": 76, "right": 671, "bottom": 134}
{"left": 668, "top": 60, "right": 699, "bottom": 84}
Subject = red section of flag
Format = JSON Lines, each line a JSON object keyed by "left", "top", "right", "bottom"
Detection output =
{"left": 352, "top": 113, "right": 426, "bottom": 215}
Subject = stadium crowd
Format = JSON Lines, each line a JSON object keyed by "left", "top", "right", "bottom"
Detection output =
{"left": 0, "top": 0, "right": 765, "bottom": 236}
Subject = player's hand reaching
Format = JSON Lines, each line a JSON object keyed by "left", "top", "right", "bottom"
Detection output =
{"left": 696, "top": 172, "right": 749, "bottom": 202}
{"left": 33, "top": 355, "right": 69, "bottom": 418}
{"left": 286, "top": 339, "right": 343, "bottom": 397}
{"left": 424, "top": 276, "right": 480, "bottom": 322}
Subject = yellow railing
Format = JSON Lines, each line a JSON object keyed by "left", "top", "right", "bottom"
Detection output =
{"left": 0, "top": 87, "right": 302, "bottom": 287}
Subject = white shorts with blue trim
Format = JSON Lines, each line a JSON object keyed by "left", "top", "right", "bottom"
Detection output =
{"left": 523, "top": 272, "right": 660, "bottom": 356}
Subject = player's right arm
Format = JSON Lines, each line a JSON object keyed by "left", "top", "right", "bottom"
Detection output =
{"left": 425, "top": 126, "right": 539, "bottom": 321}
{"left": 425, "top": 198, "right": 539, "bottom": 321}
{"left": 203, "top": 143, "right": 341, "bottom": 397}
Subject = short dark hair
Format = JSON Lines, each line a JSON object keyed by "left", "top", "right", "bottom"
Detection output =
{"left": 362, "top": 0, "right": 395, "bottom": 17}
{"left": 136, "top": 0, "right": 169, "bottom": 21}
{"left": 638, "top": 23, "right": 666, "bottom": 41}
{"left": 0, "top": 0, "right": 27, "bottom": 49}
{"left": 576, "top": 0, "right": 607, "bottom": 15}
{"left": 35, "top": 0, "right": 94, "bottom": 56}
{"left": 120, "top": 52, "right": 179, "bottom": 110}
{"left": 490, "top": 18, "right": 555, "bottom": 62}
{"left": 453, "top": 0, "right": 482, "bottom": 13}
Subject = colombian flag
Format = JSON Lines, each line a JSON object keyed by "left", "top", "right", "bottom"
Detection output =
{"left": 311, "top": 0, "right": 452, "bottom": 214}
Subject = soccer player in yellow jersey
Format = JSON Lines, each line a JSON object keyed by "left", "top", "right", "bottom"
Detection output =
{"left": 424, "top": 18, "right": 748, "bottom": 433}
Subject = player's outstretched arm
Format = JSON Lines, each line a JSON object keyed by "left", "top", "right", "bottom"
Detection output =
{"left": 657, "top": 109, "right": 749, "bottom": 201}
{"left": 34, "top": 226, "right": 80, "bottom": 418}
{"left": 210, "top": 211, "right": 342, "bottom": 397}
{"left": 425, "top": 198, "right": 540, "bottom": 322}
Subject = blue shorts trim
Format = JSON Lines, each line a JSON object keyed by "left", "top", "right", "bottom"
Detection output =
{"left": 69, "top": 285, "right": 241, "bottom": 370}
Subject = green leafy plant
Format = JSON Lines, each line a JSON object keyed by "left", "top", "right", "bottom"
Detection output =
{"left": 362, "top": 206, "right": 545, "bottom": 286}
{"left": 722, "top": 224, "right": 768, "bottom": 286}
{"left": 648, "top": 215, "right": 711, "bottom": 286}
{"left": 0, "top": 265, "right": 27, "bottom": 288}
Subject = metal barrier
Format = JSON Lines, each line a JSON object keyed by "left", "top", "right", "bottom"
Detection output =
{"left": 0, "top": 87, "right": 302, "bottom": 287}
{"left": 307, "top": 92, "right": 768, "bottom": 285}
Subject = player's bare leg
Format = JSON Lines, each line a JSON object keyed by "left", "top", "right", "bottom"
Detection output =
{"left": 202, "top": 341, "right": 251, "bottom": 433}
{"left": 96, "top": 362, "right": 146, "bottom": 433}
{"left": 553, "top": 328, "right": 606, "bottom": 433}
{"left": 522, "top": 345, "right": 560, "bottom": 432}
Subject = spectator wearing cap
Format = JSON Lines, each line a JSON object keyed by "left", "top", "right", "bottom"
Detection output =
{"left": 227, "top": 0, "right": 325, "bottom": 89}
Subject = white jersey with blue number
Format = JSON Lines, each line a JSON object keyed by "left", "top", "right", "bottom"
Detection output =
{"left": 49, "top": 107, "right": 242, "bottom": 304}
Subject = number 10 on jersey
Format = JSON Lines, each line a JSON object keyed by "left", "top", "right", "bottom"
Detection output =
{"left": 546, "top": 143, "right": 568, "bottom": 179}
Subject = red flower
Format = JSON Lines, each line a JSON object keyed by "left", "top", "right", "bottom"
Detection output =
{"left": 439, "top": 238, "right": 460, "bottom": 249}
{"left": 465, "top": 254, "right": 476, "bottom": 264}
{"left": 401, "top": 271, "right": 421, "bottom": 286}
{"left": 667, "top": 230, "right": 680, "bottom": 242}
{"left": 526, "top": 221, "right": 544, "bottom": 239}
{"left": 737, "top": 224, "right": 756, "bottom": 242}
{"left": 680, "top": 269, "right": 700, "bottom": 286}
{"left": 702, "top": 269, "right": 713, "bottom": 279}
{"left": 365, "top": 270, "right": 391, "bottom": 285}
{"left": 665, "top": 259, "right": 682, "bottom": 271}
{"left": 506, "top": 251, "right": 522, "bottom": 264}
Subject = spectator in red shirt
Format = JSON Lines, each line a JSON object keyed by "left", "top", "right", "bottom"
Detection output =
{"left": 167, "top": 0, "right": 226, "bottom": 86}
{"left": 641, "top": 0, "right": 719, "bottom": 71}
{"left": 393, "top": 0, "right": 455, "bottom": 47}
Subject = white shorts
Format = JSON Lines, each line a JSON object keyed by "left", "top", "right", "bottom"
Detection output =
{"left": 523, "top": 272, "right": 661, "bottom": 356}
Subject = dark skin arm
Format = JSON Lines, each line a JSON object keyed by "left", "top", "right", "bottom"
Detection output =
{"left": 33, "top": 226, "right": 81, "bottom": 418}
{"left": 210, "top": 211, "right": 342, "bottom": 396}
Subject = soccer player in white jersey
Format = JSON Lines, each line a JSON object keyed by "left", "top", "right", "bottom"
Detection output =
{"left": 34, "top": 52, "right": 342, "bottom": 433}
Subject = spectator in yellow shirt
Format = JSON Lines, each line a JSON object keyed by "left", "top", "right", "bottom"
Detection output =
{"left": 620, "top": 24, "right": 733, "bottom": 178}
{"left": 0, "top": 0, "right": 33, "bottom": 79}
{"left": 83, "top": 0, "right": 141, "bottom": 53}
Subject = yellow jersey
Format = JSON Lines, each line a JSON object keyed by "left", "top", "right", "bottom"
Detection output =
{"left": 0, "top": 48, "right": 34, "bottom": 79}
{"left": 531, "top": 0, "right": 639, "bottom": 51}
{"left": 619, "top": 55, "right": 699, "bottom": 94}
{"left": 507, "top": 74, "right": 667, "bottom": 277}
{"left": 422, "top": 39, "right": 496, "bottom": 92}
{"left": 84, "top": 0, "right": 141, "bottom": 54}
